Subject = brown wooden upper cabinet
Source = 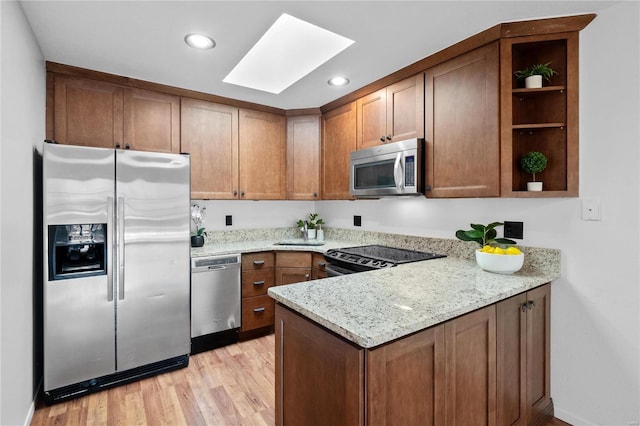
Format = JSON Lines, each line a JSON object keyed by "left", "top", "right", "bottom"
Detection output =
{"left": 286, "top": 115, "right": 321, "bottom": 200}
{"left": 239, "top": 109, "right": 286, "bottom": 200}
{"left": 53, "top": 75, "right": 179, "bottom": 152}
{"left": 180, "top": 98, "right": 239, "bottom": 200}
{"left": 356, "top": 74, "right": 425, "bottom": 150}
{"left": 425, "top": 42, "right": 500, "bottom": 198}
{"left": 322, "top": 102, "right": 357, "bottom": 200}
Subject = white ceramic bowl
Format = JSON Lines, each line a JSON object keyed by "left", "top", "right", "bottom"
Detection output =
{"left": 475, "top": 250, "right": 524, "bottom": 274}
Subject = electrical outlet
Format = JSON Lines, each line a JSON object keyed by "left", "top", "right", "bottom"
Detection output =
{"left": 354, "top": 215, "right": 362, "bottom": 227}
{"left": 504, "top": 221, "right": 524, "bottom": 239}
{"left": 225, "top": 215, "right": 232, "bottom": 226}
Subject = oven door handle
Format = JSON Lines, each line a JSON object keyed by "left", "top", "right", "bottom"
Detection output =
{"left": 325, "top": 263, "right": 355, "bottom": 277}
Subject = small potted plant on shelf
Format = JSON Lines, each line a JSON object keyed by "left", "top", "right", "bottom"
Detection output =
{"left": 190, "top": 203, "right": 207, "bottom": 247}
{"left": 514, "top": 62, "right": 558, "bottom": 89}
{"left": 455, "top": 222, "right": 523, "bottom": 274}
{"left": 520, "top": 151, "right": 548, "bottom": 191}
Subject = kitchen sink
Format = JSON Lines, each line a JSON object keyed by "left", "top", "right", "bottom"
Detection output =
{"left": 274, "top": 239, "right": 325, "bottom": 246}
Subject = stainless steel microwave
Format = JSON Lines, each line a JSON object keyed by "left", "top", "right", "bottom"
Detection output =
{"left": 350, "top": 138, "right": 424, "bottom": 197}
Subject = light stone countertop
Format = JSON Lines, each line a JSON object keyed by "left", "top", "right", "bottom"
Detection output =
{"left": 268, "top": 256, "right": 558, "bottom": 348}
{"left": 190, "top": 227, "right": 560, "bottom": 349}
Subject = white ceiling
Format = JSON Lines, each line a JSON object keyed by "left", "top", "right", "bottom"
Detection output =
{"left": 20, "top": 1, "right": 613, "bottom": 110}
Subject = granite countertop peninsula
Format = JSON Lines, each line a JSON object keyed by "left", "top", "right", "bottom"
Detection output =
{"left": 192, "top": 227, "right": 560, "bottom": 349}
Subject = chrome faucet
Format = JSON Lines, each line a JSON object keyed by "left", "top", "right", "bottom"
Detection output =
{"left": 302, "top": 222, "right": 309, "bottom": 242}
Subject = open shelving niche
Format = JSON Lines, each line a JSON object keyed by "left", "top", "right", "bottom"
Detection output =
{"left": 505, "top": 35, "right": 578, "bottom": 197}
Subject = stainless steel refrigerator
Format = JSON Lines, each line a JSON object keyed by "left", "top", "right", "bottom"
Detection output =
{"left": 43, "top": 142, "right": 191, "bottom": 403}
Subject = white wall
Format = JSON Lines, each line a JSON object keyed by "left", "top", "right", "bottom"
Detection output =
{"left": 195, "top": 200, "right": 316, "bottom": 231}
{"left": 0, "top": 1, "right": 45, "bottom": 425}
{"left": 317, "top": 3, "right": 639, "bottom": 424}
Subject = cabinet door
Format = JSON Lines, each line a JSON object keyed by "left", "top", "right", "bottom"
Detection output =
{"left": 181, "top": 98, "right": 239, "bottom": 199}
{"left": 239, "top": 109, "right": 286, "bottom": 200}
{"left": 526, "top": 284, "right": 551, "bottom": 423}
{"left": 275, "top": 304, "right": 364, "bottom": 426}
{"left": 497, "top": 293, "right": 527, "bottom": 426}
{"left": 367, "top": 325, "right": 445, "bottom": 426}
{"left": 286, "top": 115, "right": 321, "bottom": 200}
{"left": 425, "top": 42, "right": 500, "bottom": 197}
{"left": 54, "top": 75, "right": 123, "bottom": 148}
{"left": 445, "top": 304, "right": 496, "bottom": 426}
{"left": 123, "top": 88, "right": 180, "bottom": 153}
{"left": 322, "top": 102, "right": 356, "bottom": 200}
{"left": 356, "top": 88, "right": 387, "bottom": 149}
{"left": 276, "top": 267, "right": 312, "bottom": 285}
{"left": 387, "top": 74, "right": 425, "bottom": 143}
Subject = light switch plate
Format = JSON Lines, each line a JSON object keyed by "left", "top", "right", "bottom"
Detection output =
{"left": 582, "top": 199, "right": 601, "bottom": 221}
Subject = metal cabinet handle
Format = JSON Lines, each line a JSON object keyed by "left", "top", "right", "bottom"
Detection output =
{"left": 253, "top": 260, "right": 265, "bottom": 265}
{"left": 253, "top": 280, "right": 265, "bottom": 286}
{"left": 527, "top": 300, "right": 536, "bottom": 309}
{"left": 305, "top": 274, "right": 310, "bottom": 279}
{"left": 233, "top": 190, "right": 238, "bottom": 196}
{"left": 240, "top": 191, "right": 245, "bottom": 197}
{"left": 125, "top": 144, "right": 131, "bottom": 150}
{"left": 379, "top": 136, "right": 385, "bottom": 142}
{"left": 313, "top": 192, "right": 318, "bottom": 197}
{"left": 317, "top": 262, "right": 326, "bottom": 267}
{"left": 521, "top": 303, "right": 528, "bottom": 312}
{"left": 386, "top": 135, "right": 392, "bottom": 140}
{"left": 115, "top": 143, "right": 121, "bottom": 149}
{"left": 253, "top": 307, "right": 265, "bottom": 313}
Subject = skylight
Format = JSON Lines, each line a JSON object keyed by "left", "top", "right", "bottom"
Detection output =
{"left": 223, "top": 13, "right": 354, "bottom": 94}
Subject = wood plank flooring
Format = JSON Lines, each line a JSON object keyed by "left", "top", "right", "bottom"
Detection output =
{"left": 31, "top": 334, "right": 275, "bottom": 426}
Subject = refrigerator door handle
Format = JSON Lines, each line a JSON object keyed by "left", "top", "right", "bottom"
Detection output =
{"left": 107, "top": 197, "right": 115, "bottom": 302}
{"left": 118, "top": 196, "right": 125, "bottom": 300}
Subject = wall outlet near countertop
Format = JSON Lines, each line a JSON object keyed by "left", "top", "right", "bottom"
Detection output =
{"left": 225, "top": 215, "right": 232, "bottom": 226}
{"left": 504, "top": 221, "right": 524, "bottom": 239}
{"left": 354, "top": 215, "right": 362, "bottom": 227}
{"left": 582, "top": 198, "right": 601, "bottom": 221}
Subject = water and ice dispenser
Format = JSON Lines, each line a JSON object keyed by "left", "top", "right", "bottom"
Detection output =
{"left": 48, "top": 224, "right": 107, "bottom": 280}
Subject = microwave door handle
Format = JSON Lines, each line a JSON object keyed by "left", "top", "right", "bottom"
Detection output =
{"left": 394, "top": 152, "right": 404, "bottom": 190}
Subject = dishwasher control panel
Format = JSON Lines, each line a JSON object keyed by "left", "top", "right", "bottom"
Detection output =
{"left": 192, "top": 254, "right": 241, "bottom": 269}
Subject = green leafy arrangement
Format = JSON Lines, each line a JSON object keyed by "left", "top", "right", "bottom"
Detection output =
{"left": 296, "top": 213, "right": 325, "bottom": 230}
{"left": 514, "top": 62, "right": 558, "bottom": 82}
{"left": 455, "top": 222, "right": 516, "bottom": 247}
{"left": 520, "top": 151, "right": 548, "bottom": 182}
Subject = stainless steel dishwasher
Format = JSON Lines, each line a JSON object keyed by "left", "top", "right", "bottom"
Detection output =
{"left": 190, "top": 254, "right": 241, "bottom": 354}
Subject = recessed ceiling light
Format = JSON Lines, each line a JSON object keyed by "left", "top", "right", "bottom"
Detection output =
{"left": 328, "top": 76, "right": 350, "bottom": 86}
{"left": 184, "top": 33, "right": 215, "bottom": 50}
{"left": 223, "top": 13, "right": 354, "bottom": 94}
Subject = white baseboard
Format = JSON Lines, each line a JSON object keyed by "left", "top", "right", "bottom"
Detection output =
{"left": 554, "top": 407, "right": 597, "bottom": 426}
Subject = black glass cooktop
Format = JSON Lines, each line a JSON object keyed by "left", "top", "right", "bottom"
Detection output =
{"left": 324, "top": 245, "right": 446, "bottom": 271}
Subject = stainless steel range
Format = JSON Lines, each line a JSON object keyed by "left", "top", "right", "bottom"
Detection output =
{"left": 323, "top": 245, "right": 446, "bottom": 276}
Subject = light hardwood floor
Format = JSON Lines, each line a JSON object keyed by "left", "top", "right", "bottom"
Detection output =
{"left": 31, "top": 334, "right": 275, "bottom": 425}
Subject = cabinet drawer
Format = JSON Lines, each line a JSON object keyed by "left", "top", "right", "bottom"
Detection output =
{"left": 242, "top": 252, "right": 275, "bottom": 270}
{"left": 312, "top": 270, "right": 327, "bottom": 280}
{"left": 242, "top": 295, "right": 275, "bottom": 331}
{"left": 242, "top": 269, "right": 275, "bottom": 297}
{"left": 312, "top": 253, "right": 327, "bottom": 271}
{"left": 276, "top": 251, "right": 312, "bottom": 268}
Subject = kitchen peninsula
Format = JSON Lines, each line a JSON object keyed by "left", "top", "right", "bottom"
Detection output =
{"left": 195, "top": 227, "right": 560, "bottom": 426}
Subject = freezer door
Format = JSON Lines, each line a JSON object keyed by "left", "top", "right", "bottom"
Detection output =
{"left": 43, "top": 144, "right": 116, "bottom": 391}
{"left": 115, "top": 150, "right": 191, "bottom": 371}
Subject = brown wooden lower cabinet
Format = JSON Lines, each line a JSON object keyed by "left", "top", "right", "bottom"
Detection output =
{"left": 497, "top": 283, "right": 552, "bottom": 426}
{"left": 275, "top": 283, "right": 551, "bottom": 426}
{"left": 275, "top": 305, "right": 364, "bottom": 426}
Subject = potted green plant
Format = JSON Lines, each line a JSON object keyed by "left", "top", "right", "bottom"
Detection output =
{"left": 520, "top": 151, "right": 548, "bottom": 191}
{"left": 456, "top": 222, "right": 523, "bottom": 273}
{"left": 297, "top": 213, "right": 325, "bottom": 239}
{"left": 455, "top": 222, "right": 517, "bottom": 248}
{"left": 190, "top": 203, "right": 207, "bottom": 247}
{"left": 514, "top": 62, "right": 558, "bottom": 88}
